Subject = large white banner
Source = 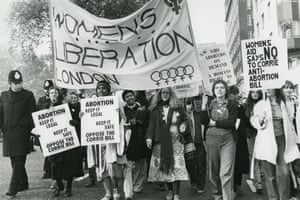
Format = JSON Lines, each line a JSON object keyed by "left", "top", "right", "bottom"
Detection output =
{"left": 198, "top": 44, "right": 236, "bottom": 92}
{"left": 32, "top": 104, "right": 80, "bottom": 157}
{"left": 81, "top": 96, "right": 120, "bottom": 145}
{"left": 50, "top": 0, "right": 202, "bottom": 90}
{"left": 241, "top": 38, "right": 288, "bottom": 90}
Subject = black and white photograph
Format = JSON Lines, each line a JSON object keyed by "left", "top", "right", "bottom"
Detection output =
{"left": 0, "top": 0, "right": 300, "bottom": 199}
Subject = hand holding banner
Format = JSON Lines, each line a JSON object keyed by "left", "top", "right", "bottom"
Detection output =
{"left": 32, "top": 104, "right": 80, "bottom": 157}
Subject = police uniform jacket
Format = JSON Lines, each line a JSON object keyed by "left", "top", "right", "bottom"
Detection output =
{"left": 0, "top": 89, "right": 36, "bottom": 157}
{"left": 37, "top": 95, "right": 51, "bottom": 110}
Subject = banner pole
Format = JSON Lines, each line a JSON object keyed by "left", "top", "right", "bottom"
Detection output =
{"left": 48, "top": 0, "right": 57, "bottom": 87}
{"left": 186, "top": 0, "right": 203, "bottom": 89}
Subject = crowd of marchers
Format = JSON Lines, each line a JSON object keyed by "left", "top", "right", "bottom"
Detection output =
{"left": 1, "top": 70, "right": 300, "bottom": 200}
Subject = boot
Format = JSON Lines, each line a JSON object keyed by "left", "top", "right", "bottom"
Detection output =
{"left": 53, "top": 180, "right": 64, "bottom": 198}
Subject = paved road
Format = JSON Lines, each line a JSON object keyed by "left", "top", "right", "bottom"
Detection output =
{"left": 0, "top": 142, "right": 270, "bottom": 200}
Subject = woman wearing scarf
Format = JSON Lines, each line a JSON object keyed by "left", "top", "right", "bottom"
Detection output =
{"left": 200, "top": 80, "right": 238, "bottom": 200}
{"left": 44, "top": 87, "right": 82, "bottom": 197}
{"left": 146, "top": 87, "right": 189, "bottom": 200}
{"left": 244, "top": 90, "right": 264, "bottom": 193}
{"left": 64, "top": 92, "right": 84, "bottom": 197}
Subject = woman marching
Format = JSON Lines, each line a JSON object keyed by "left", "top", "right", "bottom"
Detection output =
{"left": 251, "top": 87, "right": 300, "bottom": 200}
{"left": 244, "top": 90, "right": 264, "bottom": 193}
{"left": 200, "top": 80, "right": 239, "bottom": 200}
{"left": 146, "top": 87, "right": 189, "bottom": 200}
{"left": 64, "top": 92, "right": 84, "bottom": 197}
{"left": 281, "top": 81, "right": 300, "bottom": 199}
{"left": 35, "top": 87, "right": 83, "bottom": 197}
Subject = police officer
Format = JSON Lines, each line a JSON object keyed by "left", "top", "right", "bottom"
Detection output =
{"left": 37, "top": 79, "right": 54, "bottom": 110}
{"left": 0, "top": 70, "right": 36, "bottom": 197}
{"left": 37, "top": 80, "right": 54, "bottom": 180}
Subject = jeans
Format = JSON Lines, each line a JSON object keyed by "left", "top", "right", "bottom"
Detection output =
{"left": 206, "top": 128, "right": 236, "bottom": 200}
{"left": 9, "top": 155, "right": 28, "bottom": 194}
{"left": 262, "top": 135, "right": 290, "bottom": 200}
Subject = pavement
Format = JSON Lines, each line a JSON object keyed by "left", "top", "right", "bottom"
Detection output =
{"left": 0, "top": 142, "right": 271, "bottom": 200}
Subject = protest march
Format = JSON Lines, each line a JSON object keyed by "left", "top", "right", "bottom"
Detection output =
{"left": 1, "top": 0, "right": 300, "bottom": 200}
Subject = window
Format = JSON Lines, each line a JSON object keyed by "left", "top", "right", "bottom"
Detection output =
{"left": 247, "top": 15, "right": 252, "bottom": 26}
{"left": 248, "top": 31, "right": 253, "bottom": 39}
{"left": 246, "top": 0, "right": 252, "bottom": 9}
{"left": 261, "top": 13, "right": 264, "bottom": 29}
{"left": 284, "top": 23, "right": 293, "bottom": 38}
{"left": 255, "top": 0, "right": 258, "bottom": 11}
{"left": 267, "top": 1, "right": 271, "bottom": 19}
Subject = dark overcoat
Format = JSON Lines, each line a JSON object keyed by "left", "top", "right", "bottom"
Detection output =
{"left": 124, "top": 104, "right": 151, "bottom": 161}
{"left": 0, "top": 89, "right": 36, "bottom": 157}
{"left": 146, "top": 106, "right": 187, "bottom": 143}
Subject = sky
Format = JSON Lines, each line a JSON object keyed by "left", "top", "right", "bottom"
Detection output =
{"left": 0, "top": 0, "right": 226, "bottom": 48}
{"left": 188, "top": 0, "right": 226, "bottom": 44}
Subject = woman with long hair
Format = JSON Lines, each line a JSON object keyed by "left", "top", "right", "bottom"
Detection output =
{"left": 244, "top": 90, "right": 264, "bottom": 193}
{"left": 251, "top": 88, "right": 300, "bottom": 200}
{"left": 146, "top": 87, "right": 189, "bottom": 200}
{"left": 281, "top": 81, "right": 300, "bottom": 199}
{"left": 200, "top": 80, "right": 239, "bottom": 200}
{"left": 228, "top": 85, "right": 249, "bottom": 197}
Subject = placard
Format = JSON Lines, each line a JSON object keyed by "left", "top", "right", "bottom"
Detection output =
{"left": 81, "top": 96, "right": 120, "bottom": 145}
{"left": 241, "top": 38, "right": 288, "bottom": 90}
{"left": 32, "top": 104, "right": 80, "bottom": 157}
{"left": 198, "top": 44, "right": 236, "bottom": 92}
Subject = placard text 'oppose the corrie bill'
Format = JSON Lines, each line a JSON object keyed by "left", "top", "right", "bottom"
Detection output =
{"left": 32, "top": 104, "right": 80, "bottom": 157}
{"left": 81, "top": 96, "right": 120, "bottom": 145}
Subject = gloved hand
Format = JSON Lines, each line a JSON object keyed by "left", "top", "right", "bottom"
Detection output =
{"left": 69, "top": 119, "right": 78, "bottom": 126}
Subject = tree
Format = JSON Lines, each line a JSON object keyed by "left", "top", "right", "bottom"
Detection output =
{"left": 7, "top": 0, "right": 148, "bottom": 96}
{"left": 9, "top": 0, "right": 50, "bottom": 51}
{"left": 9, "top": 0, "right": 148, "bottom": 52}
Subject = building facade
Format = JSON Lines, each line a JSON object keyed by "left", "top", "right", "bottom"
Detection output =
{"left": 252, "top": 0, "right": 300, "bottom": 83}
{"left": 225, "top": 0, "right": 254, "bottom": 88}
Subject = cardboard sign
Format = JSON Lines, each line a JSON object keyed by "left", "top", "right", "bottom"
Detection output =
{"left": 81, "top": 96, "right": 120, "bottom": 145}
{"left": 241, "top": 38, "right": 288, "bottom": 90}
{"left": 198, "top": 44, "right": 236, "bottom": 92}
{"left": 49, "top": 0, "right": 202, "bottom": 90}
{"left": 32, "top": 104, "right": 80, "bottom": 157}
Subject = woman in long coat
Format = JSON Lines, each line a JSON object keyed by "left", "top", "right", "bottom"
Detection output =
{"left": 46, "top": 88, "right": 83, "bottom": 197}
{"left": 146, "top": 87, "right": 189, "bottom": 200}
{"left": 251, "top": 88, "right": 300, "bottom": 200}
